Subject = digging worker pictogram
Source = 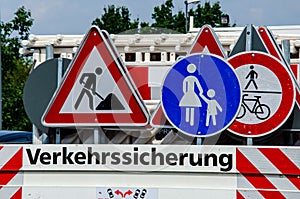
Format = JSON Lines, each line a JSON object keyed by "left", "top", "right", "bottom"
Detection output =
{"left": 74, "top": 67, "right": 102, "bottom": 110}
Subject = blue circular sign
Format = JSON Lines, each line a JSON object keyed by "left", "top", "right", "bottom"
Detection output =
{"left": 161, "top": 53, "right": 241, "bottom": 137}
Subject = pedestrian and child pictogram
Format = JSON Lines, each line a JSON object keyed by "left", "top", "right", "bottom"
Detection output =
{"left": 178, "top": 63, "right": 223, "bottom": 127}
{"left": 151, "top": 25, "right": 226, "bottom": 128}
{"left": 161, "top": 53, "right": 241, "bottom": 137}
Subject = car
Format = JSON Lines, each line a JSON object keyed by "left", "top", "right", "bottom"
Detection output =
{"left": 0, "top": 131, "right": 32, "bottom": 144}
{"left": 140, "top": 189, "right": 147, "bottom": 198}
{"left": 133, "top": 189, "right": 140, "bottom": 199}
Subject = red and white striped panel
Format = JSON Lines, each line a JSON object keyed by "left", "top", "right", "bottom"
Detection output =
{"left": 236, "top": 147, "right": 300, "bottom": 198}
{"left": 0, "top": 146, "right": 23, "bottom": 199}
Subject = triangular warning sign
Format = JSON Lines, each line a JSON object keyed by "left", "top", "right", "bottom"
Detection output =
{"left": 42, "top": 26, "right": 149, "bottom": 127}
{"left": 150, "top": 25, "right": 226, "bottom": 128}
{"left": 188, "top": 25, "right": 226, "bottom": 58}
{"left": 258, "top": 26, "right": 300, "bottom": 109}
{"left": 229, "top": 24, "right": 268, "bottom": 57}
{"left": 150, "top": 103, "right": 172, "bottom": 128}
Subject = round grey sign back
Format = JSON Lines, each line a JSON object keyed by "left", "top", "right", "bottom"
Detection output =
{"left": 23, "top": 58, "right": 71, "bottom": 132}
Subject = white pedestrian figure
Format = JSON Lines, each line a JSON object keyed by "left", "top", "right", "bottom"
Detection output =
{"left": 200, "top": 89, "right": 222, "bottom": 126}
{"left": 179, "top": 63, "right": 203, "bottom": 126}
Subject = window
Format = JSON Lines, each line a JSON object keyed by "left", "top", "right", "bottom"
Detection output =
{"left": 125, "top": 53, "right": 136, "bottom": 62}
{"left": 150, "top": 53, "right": 161, "bottom": 61}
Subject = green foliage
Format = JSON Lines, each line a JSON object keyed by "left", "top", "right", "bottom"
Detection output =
{"left": 0, "top": 6, "right": 33, "bottom": 130}
{"left": 189, "top": 1, "right": 231, "bottom": 27}
{"left": 151, "top": 0, "right": 186, "bottom": 33}
{"left": 2, "top": 59, "right": 31, "bottom": 130}
{"left": 92, "top": 0, "right": 231, "bottom": 34}
{"left": 92, "top": 5, "right": 139, "bottom": 34}
{"left": 151, "top": 0, "right": 174, "bottom": 30}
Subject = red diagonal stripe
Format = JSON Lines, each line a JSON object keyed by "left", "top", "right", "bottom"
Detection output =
{"left": 285, "top": 175, "right": 300, "bottom": 190}
{"left": 236, "top": 190, "right": 245, "bottom": 199}
{"left": 259, "top": 148, "right": 300, "bottom": 175}
{"left": 0, "top": 148, "right": 22, "bottom": 186}
{"left": 259, "top": 190, "right": 287, "bottom": 199}
{"left": 0, "top": 172, "right": 19, "bottom": 186}
{"left": 11, "top": 187, "right": 22, "bottom": 199}
{"left": 236, "top": 148, "right": 261, "bottom": 174}
{"left": 0, "top": 148, "right": 22, "bottom": 171}
{"left": 241, "top": 174, "right": 286, "bottom": 199}
{"left": 0, "top": 146, "right": 3, "bottom": 150}
{"left": 259, "top": 148, "right": 300, "bottom": 189}
{"left": 236, "top": 149, "right": 285, "bottom": 198}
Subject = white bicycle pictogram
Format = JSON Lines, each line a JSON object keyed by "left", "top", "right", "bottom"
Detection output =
{"left": 237, "top": 94, "right": 271, "bottom": 120}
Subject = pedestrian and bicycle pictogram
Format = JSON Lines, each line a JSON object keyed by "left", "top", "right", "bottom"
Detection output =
{"left": 228, "top": 52, "right": 295, "bottom": 137}
{"left": 161, "top": 53, "right": 241, "bottom": 137}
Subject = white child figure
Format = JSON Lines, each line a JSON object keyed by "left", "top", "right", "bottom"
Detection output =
{"left": 200, "top": 89, "right": 222, "bottom": 126}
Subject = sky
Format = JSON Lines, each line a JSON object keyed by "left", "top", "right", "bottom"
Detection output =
{"left": 1, "top": 0, "right": 300, "bottom": 35}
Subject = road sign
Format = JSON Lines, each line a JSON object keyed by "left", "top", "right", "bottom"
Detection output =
{"left": 151, "top": 25, "right": 226, "bottom": 128}
{"left": 24, "top": 58, "right": 71, "bottom": 133}
{"left": 258, "top": 26, "right": 300, "bottom": 109}
{"left": 42, "top": 26, "right": 149, "bottom": 127}
{"left": 188, "top": 25, "right": 226, "bottom": 58}
{"left": 150, "top": 104, "right": 172, "bottom": 128}
{"left": 229, "top": 25, "right": 268, "bottom": 57}
{"left": 161, "top": 53, "right": 241, "bottom": 137}
{"left": 228, "top": 51, "right": 295, "bottom": 137}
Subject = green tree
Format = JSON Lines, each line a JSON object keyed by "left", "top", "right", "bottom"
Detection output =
{"left": 151, "top": 0, "right": 174, "bottom": 30}
{"left": 0, "top": 6, "right": 33, "bottom": 130}
{"left": 173, "top": 10, "right": 186, "bottom": 33}
{"left": 151, "top": 0, "right": 186, "bottom": 33}
{"left": 151, "top": 0, "right": 231, "bottom": 32}
{"left": 92, "top": 5, "right": 139, "bottom": 34}
{"left": 189, "top": 1, "right": 232, "bottom": 28}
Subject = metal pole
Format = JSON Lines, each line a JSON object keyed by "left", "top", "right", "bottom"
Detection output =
{"left": 281, "top": 40, "right": 290, "bottom": 65}
{"left": 55, "top": 58, "right": 63, "bottom": 144}
{"left": 46, "top": 45, "right": 54, "bottom": 60}
{"left": 281, "top": 40, "right": 294, "bottom": 145}
{"left": 246, "top": 25, "right": 253, "bottom": 51}
{"left": 185, "top": 1, "right": 188, "bottom": 33}
{"left": 245, "top": 25, "right": 253, "bottom": 146}
{"left": 40, "top": 45, "right": 54, "bottom": 144}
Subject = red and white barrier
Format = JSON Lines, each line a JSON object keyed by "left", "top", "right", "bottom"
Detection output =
{"left": 0, "top": 145, "right": 299, "bottom": 199}
{"left": 236, "top": 147, "right": 300, "bottom": 198}
{"left": 0, "top": 146, "right": 23, "bottom": 199}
